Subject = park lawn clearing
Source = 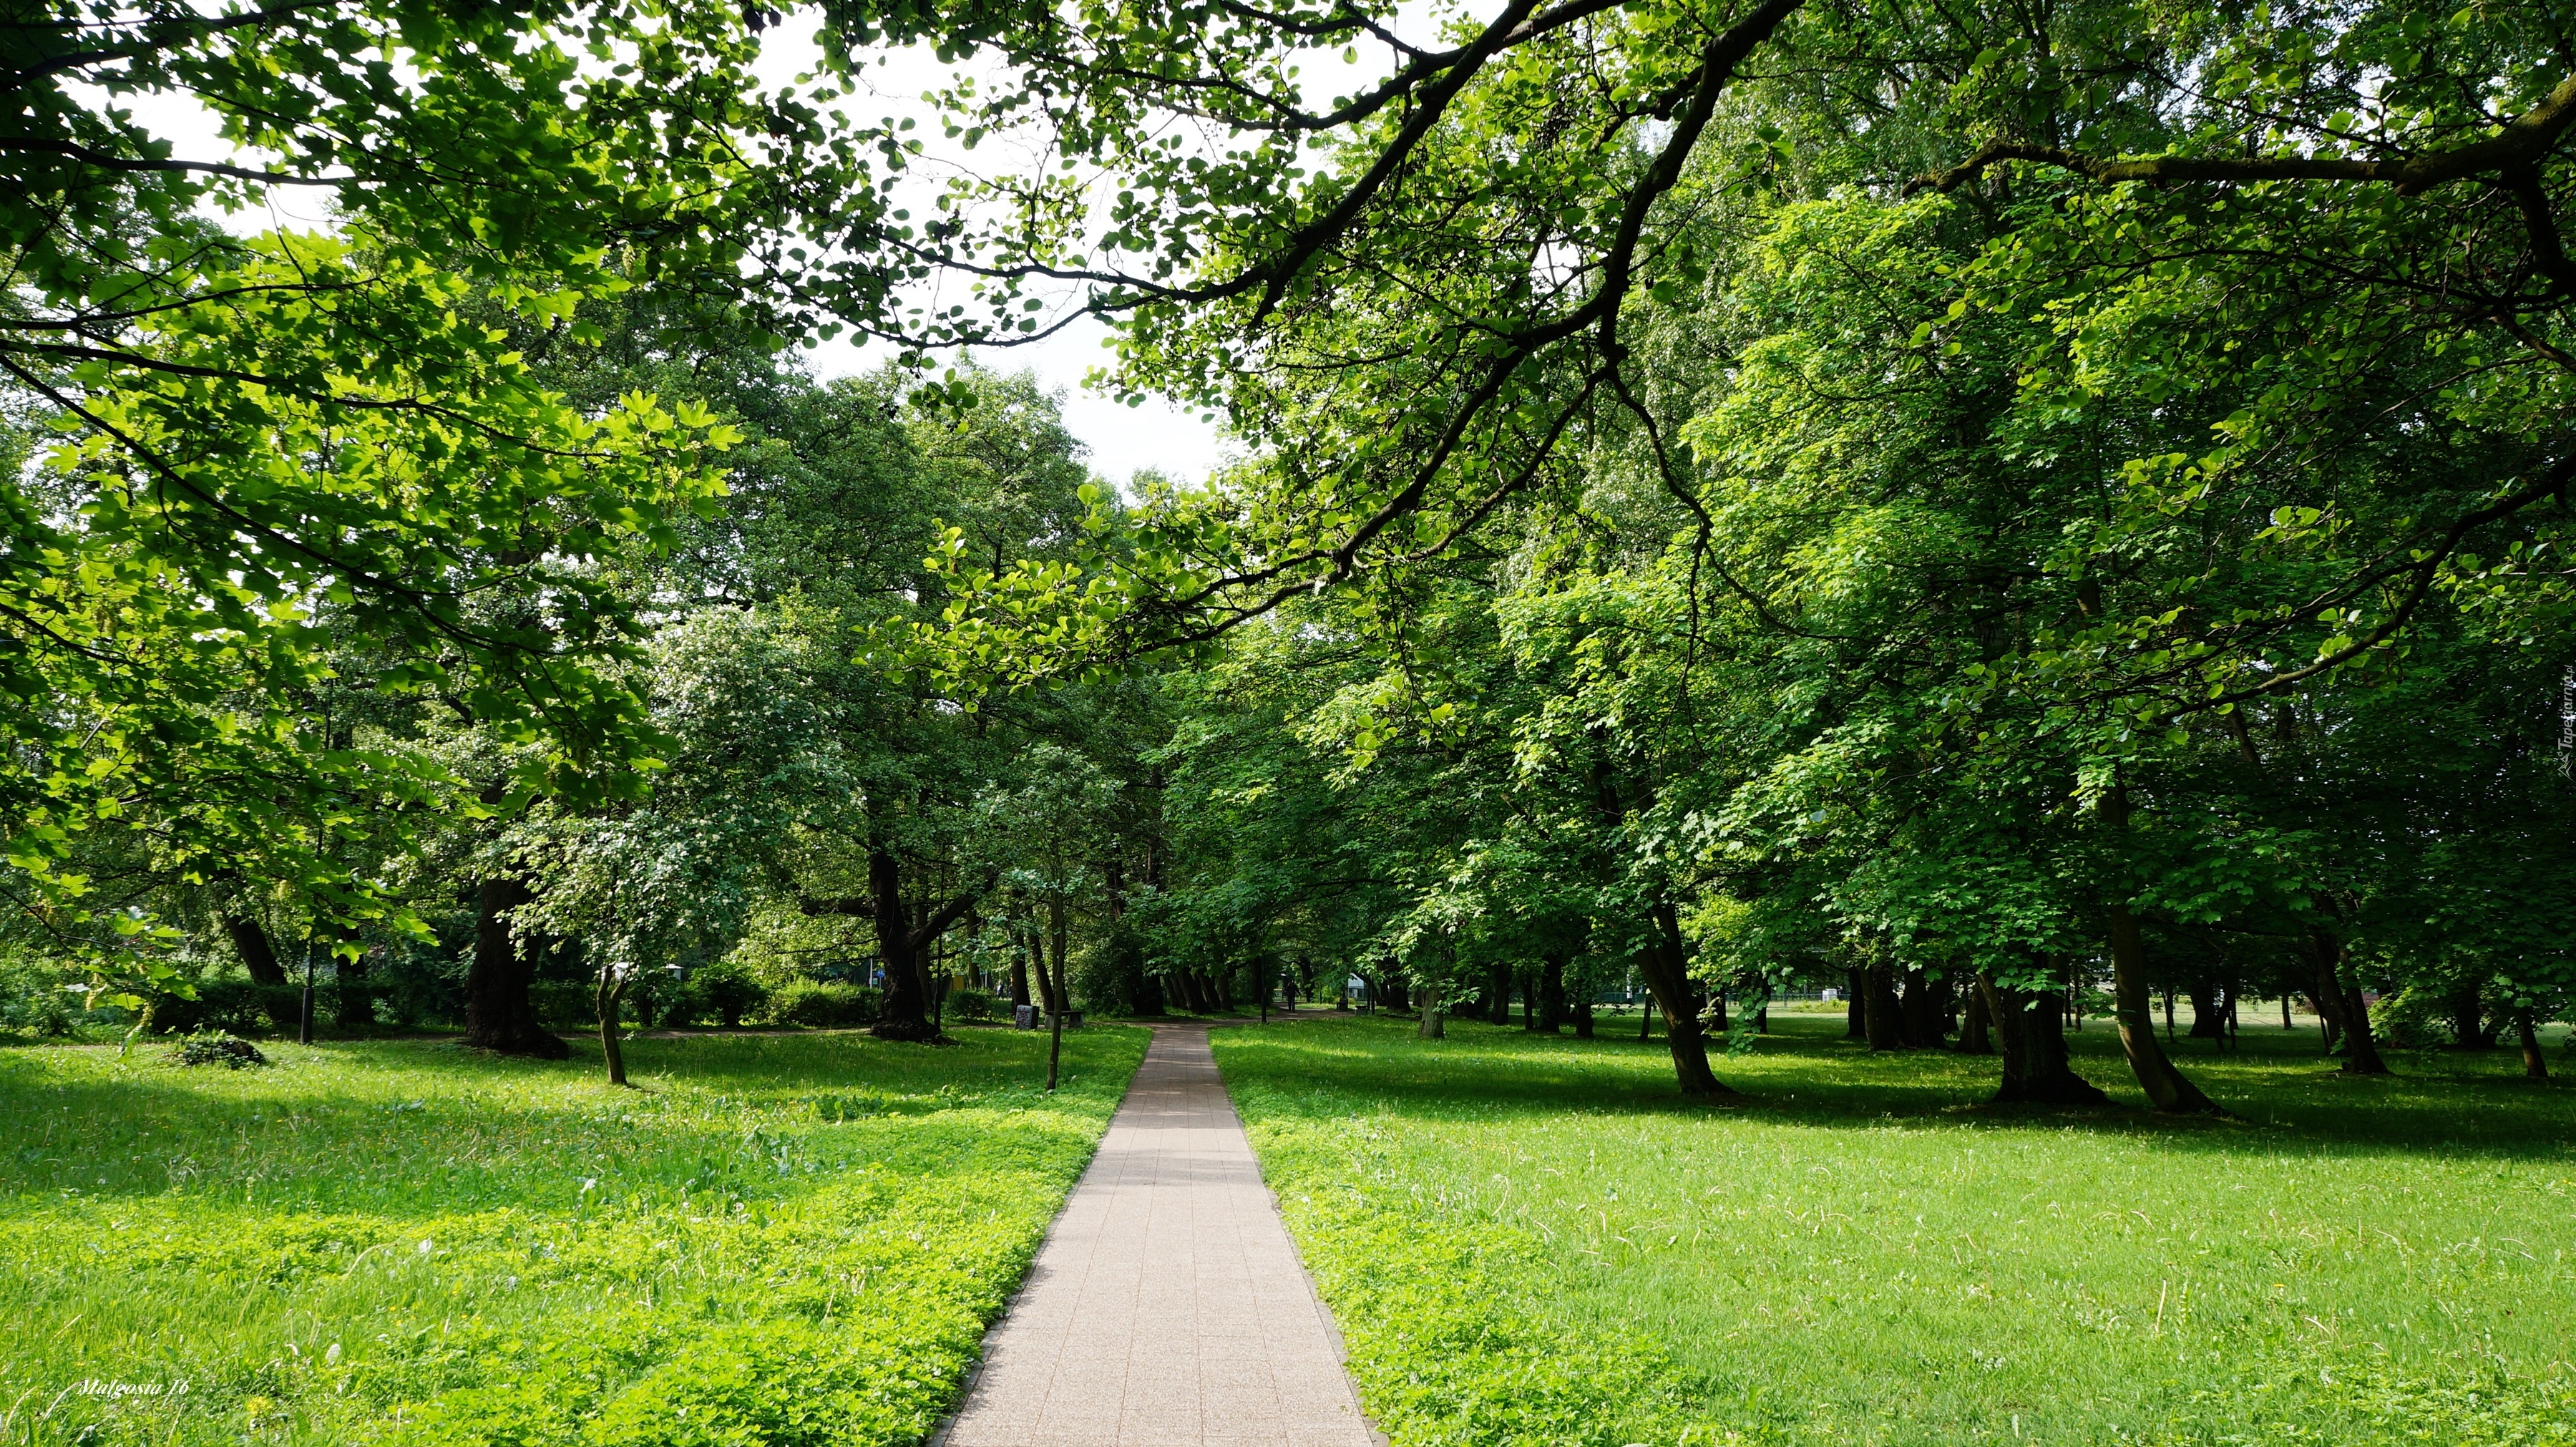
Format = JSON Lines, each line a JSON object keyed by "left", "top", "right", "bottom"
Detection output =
{"left": 1215, "top": 1013, "right": 2576, "bottom": 1447}
{"left": 0, "top": 1025, "right": 1148, "bottom": 1446}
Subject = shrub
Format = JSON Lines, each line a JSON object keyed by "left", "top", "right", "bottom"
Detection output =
{"left": 168, "top": 1033, "right": 268, "bottom": 1068}
{"left": 768, "top": 982, "right": 881, "bottom": 1028}
{"left": 0, "top": 953, "right": 77, "bottom": 1037}
{"left": 696, "top": 960, "right": 770, "bottom": 1028}
{"left": 532, "top": 979, "right": 597, "bottom": 1029}
{"left": 944, "top": 988, "right": 1002, "bottom": 1023}
{"left": 150, "top": 975, "right": 302, "bottom": 1036}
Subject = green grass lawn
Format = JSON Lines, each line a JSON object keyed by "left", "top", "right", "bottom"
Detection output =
{"left": 1216, "top": 1013, "right": 2576, "bottom": 1447}
{"left": 0, "top": 1025, "right": 1147, "bottom": 1446}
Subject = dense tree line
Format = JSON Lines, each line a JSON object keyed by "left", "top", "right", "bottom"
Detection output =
{"left": 6, "top": 0, "right": 2572, "bottom": 1106}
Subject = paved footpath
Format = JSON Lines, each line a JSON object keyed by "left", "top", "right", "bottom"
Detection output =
{"left": 939, "top": 1023, "right": 1379, "bottom": 1447}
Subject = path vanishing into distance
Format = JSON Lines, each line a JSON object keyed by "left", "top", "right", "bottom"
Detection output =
{"left": 940, "top": 1021, "right": 1380, "bottom": 1447}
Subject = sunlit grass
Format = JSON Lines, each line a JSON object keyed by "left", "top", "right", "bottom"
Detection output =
{"left": 0, "top": 1027, "right": 1148, "bottom": 1446}
{"left": 1216, "top": 1012, "right": 2576, "bottom": 1446}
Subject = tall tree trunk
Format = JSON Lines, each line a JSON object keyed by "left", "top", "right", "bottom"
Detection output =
{"left": 1572, "top": 986, "right": 1595, "bottom": 1039}
{"left": 1639, "top": 993, "right": 1654, "bottom": 1041}
{"left": 2188, "top": 980, "right": 2226, "bottom": 1038}
{"left": 1644, "top": 905, "right": 1740, "bottom": 1099}
{"left": 596, "top": 975, "right": 630, "bottom": 1087}
{"left": 2107, "top": 900, "right": 2223, "bottom": 1113}
{"left": 223, "top": 913, "right": 290, "bottom": 987}
{"left": 1957, "top": 980, "right": 1993, "bottom": 1055}
{"left": 867, "top": 849, "right": 939, "bottom": 1041}
{"left": 1709, "top": 985, "right": 1729, "bottom": 1035}
{"left": 1417, "top": 986, "right": 1444, "bottom": 1039}
{"left": 1486, "top": 963, "right": 1512, "bottom": 1024}
{"left": 1049, "top": 897, "right": 1071, "bottom": 1015}
{"left": 463, "top": 877, "right": 568, "bottom": 1058}
{"left": 2519, "top": 1010, "right": 2550, "bottom": 1079}
{"left": 2447, "top": 982, "right": 2497, "bottom": 1049}
{"left": 1900, "top": 969, "right": 1938, "bottom": 1046}
{"left": 2308, "top": 926, "right": 2389, "bottom": 1076}
{"left": 1846, "top": 968, "right": 1867, "bottom": 1038}
{"left": 1863, "top": 965, "right": 1906, "bottom": 1051}
{"left": 2101, "top": 787, "right": 2223, "bottom": 1113}
{"left": 334, "top": 937, "right": 376, "bottom": 1030}
{"left": 1008, "top": 913, "right": 1032, "bottom": 1010}
{"left": 1540, "top": 953, "right": 1568, "bottom": 1033}
{"left": 1380, "top": 973, "right": 1408, "bottom": 1015}
{"left": 1981, "top": 973, "right": 2109, "bottom": 1105}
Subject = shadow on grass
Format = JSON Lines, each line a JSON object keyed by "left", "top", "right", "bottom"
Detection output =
{"left": 1219, "top": 1013, "right": 2574, "bottom": 1160}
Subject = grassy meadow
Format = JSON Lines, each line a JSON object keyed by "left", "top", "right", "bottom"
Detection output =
{"left": 0, "top": 1026, "right": 1148, "bottom": 1446}
{"left": 1216, "top": 1011, "right": 2576, "bottom": 1447}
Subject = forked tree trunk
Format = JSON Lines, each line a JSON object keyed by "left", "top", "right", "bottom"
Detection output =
{"left": 2308, "top": 926, "right": 2389, "bottom": 1076}
{"left": 463, "top": 877, "right": 569, "bottom": 1058}
{"left": 867, "top": 849, "right": 938, "bottom": 1041}
{"left": 2188, "top": 981, "right": 2226, "bottom": 1038}
{"left": 223, "top": 913, "right": 291, "bottom": 987}
{"left": 2519, "top": 1011, "right": 2550, "bottom": 1079}
{"left": 596, "top": 975, "right": 631, "bottom": 1087}
{"left": 1981, "top": 973, "right": 2109, "bottom": 1105}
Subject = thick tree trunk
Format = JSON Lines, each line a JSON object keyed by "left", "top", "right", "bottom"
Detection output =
{"left": 867, "top": 849, "right": 939, "bottom": 1041}
{"left": 2447, "top": 982, "right": 2497, "bottom": 1049}
{"left": 2309, "top": 927, "right": 2389, "bottom": 1076}
{"left": 1981, "top": 973, "right": 2109, "bottom": 1105}
{"left": 1486, "top": 963, "right": 1512, "bottom": 1024}
{"left": 335, "top": 945, "right": 376, "bottom": 1029}
{"left": 597, "top": 975, "right": 630, "bottom": 1087}
{"left": 2100, "top": 787, "right": 2223, "bottom": 1113}
{"left": 2519, "top": 1010, "right": 2550, "bottom": 1079}
{"left": 1573, "top": 988, "right": 1595, "bottom": 1038}
{"left": 1845, "top": 968, "right": 1867, "bottom": 1038}
{"left": 463, "top": 877, "right": 568, "bottom": 1058}
{"left": 223, "top": 913, "right": 290, "bottom": 987}
{"left": 1644, "top": 905, "right": 1741, "bottom": 1099}
{"left": 1540, "top": 954, "right": 1568, "bottom": 1033}
{"left": 1863, "top": 965, "right": 1906, "bottom": 1051}
{"left": 1957, "top": 980, "right": 1993, "bottom": 1055}
{"left": 2106, "top": 901, "right": 2223, "bottom": 1112}
{"left": 2187, "top": 980, "right": 2226, "bottom": 1038}
{"left": 1417, "top": 988, "right": 1444, "bottom": 1039}
{"left": 1901, "top": 969, "right": 1939, "bottom": 1046}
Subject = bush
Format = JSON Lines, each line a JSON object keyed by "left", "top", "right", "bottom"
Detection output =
{"left": 531, "top": 979, "right": 597, "bottom": 1029}
{"left": 0, "top": 953, "right": 77, "bottom": 1037}
{"left": 696, "top": 960, "right": 770, "bottom": 1028}
{"left": 767, "top": 982, "right": 881, "bottom": 1028}
{"left": 168, "top": 1033, "right": 268, "bottom": 1068}
{"left": 150, "top": 975, "right": 302, "bottom": 1036}
{"left": 944, "top": 987, "right": 1002, "bottom": 1023}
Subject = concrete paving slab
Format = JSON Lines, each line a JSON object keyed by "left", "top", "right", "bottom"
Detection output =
{"left": 938, "top": 1024, "right": 1377, "bottom": 1447}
